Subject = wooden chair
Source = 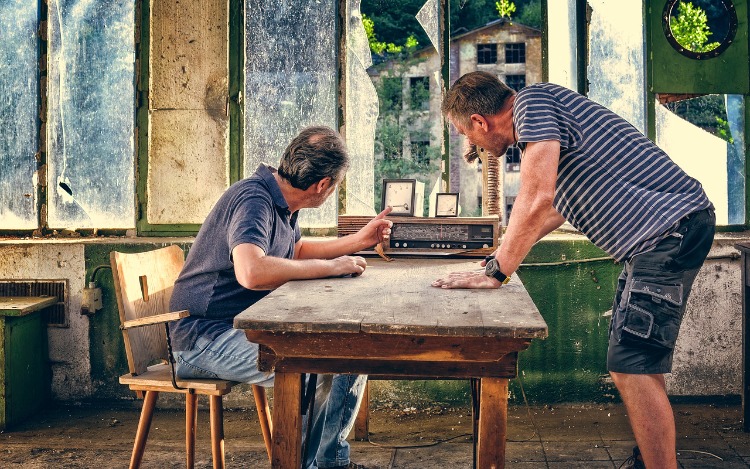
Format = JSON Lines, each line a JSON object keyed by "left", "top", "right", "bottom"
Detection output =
{"left": 110, "top": 245, "right": 273, "bottom": 469}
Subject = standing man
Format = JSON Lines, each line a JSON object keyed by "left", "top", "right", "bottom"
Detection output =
{"left": 169, "top": 126, "right": 392, "bottom": 469}
{"left": 432, "top": 71, "right": 715, "bottom": 469}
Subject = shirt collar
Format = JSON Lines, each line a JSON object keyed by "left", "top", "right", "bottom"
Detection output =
{"left": 256, "top": 163, "right": 291, "bottom": 214}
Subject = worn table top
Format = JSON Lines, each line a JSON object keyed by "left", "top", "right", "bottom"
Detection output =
{"left": 234, "top": 258, "right": 547, "bottom": 339}
{"left": 0, "top": 296, "right": 57, "bottom": 317}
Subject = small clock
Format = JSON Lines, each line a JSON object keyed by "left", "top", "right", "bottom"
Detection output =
{"left": 435, "top": 193, "right": 459, "bottom": 217}
{"left": 382, "top": 178, "right": 425, "bottom": 217}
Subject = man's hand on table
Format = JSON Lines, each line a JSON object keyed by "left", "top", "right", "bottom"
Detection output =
{"left": 331, "top": 255, "right": 367, "bottom": 277}
{"left": 431, "top": 270, "right": 504, "bottom": 289}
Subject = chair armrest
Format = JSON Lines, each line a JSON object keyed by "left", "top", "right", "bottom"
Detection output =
{"left": 121, "top": 310, "right": 190, "bottom": 329}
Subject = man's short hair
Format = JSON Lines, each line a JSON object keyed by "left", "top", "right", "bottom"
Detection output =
{"left": 441, "top": 71, "right": 515, "bottom": 128}
{"left": 277, "top": 126, "right": 350, "bottom": 190}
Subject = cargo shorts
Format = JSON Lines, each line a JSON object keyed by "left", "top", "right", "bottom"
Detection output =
{"left": 607, "top": 208, "right": 715, "bottom": 374}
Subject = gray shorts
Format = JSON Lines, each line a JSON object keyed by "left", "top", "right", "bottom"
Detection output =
{"left": 607, "top": 208, "right": 715, "bottom": 374}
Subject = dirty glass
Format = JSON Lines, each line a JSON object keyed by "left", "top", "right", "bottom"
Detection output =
{"left": 47, "top": 0, "right": 136, "bottom": 229}
{"left": 587, "top": 0, "right": 646, "bottom": 133}
{"left": 244, "top": 0, "right": 337, "bottom": 228}
{"left": 0, "top": 1, "right": 39, "bottom": 229}
{"left": 344, "top": 0, "right": 378, "bottom": 215}
{"left": 361, "top": 0, "right": 443, "bottom": 217}
{"left": 656, "top": 95, "right": 745, "bottom": 225}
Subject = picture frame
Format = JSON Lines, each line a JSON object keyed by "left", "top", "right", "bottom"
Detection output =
{"left": 381, "top": 179, "right": 424, "bottom": 217}
{"left": 435, "top": 193, "right": 460, "bottom": 217}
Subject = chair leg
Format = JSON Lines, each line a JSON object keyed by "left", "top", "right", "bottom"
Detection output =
{"left": 209, "top": 395, "right": 225, "bottom": 469}
{"left": 252, "top": 384, "right": 273, "bottom": 464}
{"left": 130, "top": 391, "right": 159, "bottom": 469}
{"left": 186, "top": 393, "right": 198, "bottom": 469}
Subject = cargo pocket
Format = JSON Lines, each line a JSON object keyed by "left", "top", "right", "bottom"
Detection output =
{"left": 620, "top": 279, "right": 683, "bottom": 349}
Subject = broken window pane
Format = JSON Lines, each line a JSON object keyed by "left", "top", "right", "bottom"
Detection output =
{"left": 47, "top": 0, "right": 136, "bottom": 229}
{"left": 656, "top": 94, "right": 745, "bottom": 225}
{"left": 244, "top": 0, "right": 337, "bottom": 228}
{"left": 0, "top": 1, "right": 39, "bottom": 229}
{"left": 344, "top": 0, "right": 378, "bottom": 215}
{"left": 363, "top": 0, "right": 443, "bottom": 217}
{"left": 587, "top": 0, "right": 646, "bottom": 133}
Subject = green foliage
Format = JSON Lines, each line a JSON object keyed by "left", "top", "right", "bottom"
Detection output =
{"left": 669, "top": 1, "right": 720, "bottom": 53}
{"left": 361, "top": 0, "right": 541, "bottom": 48}
{"left": 495, "top": 0, "right": 516, "bottom": 20}
{"left": 517, "top": 0, "right": 542, "bottom": 28}
{"left": 716, "top": 117, "right": 734, "bottom": 144}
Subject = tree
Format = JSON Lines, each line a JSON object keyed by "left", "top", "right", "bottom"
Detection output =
{"left": 669, "top": 1, "right": 720, "bottom": 53}
{"left": 495, "top": 0, "right": 516, "bottom": 20}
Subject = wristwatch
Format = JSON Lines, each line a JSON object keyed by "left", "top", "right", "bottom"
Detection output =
{"left": 484, "top": 257, "right": 511, "bottom": 285}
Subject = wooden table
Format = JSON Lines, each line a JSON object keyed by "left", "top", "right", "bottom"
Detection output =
{"left": 0, "top": 296, "right": 57, "bottom": 430}
{"left": 234, "top": 258, "right": 547, "bottom": 468}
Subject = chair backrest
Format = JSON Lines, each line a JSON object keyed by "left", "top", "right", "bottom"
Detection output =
{"left": 110, "top": 245, "right": 185, "bottom": 375}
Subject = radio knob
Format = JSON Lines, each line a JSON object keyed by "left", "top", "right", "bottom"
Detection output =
{"left": 430, "top": 243, "right": 435, "bottom": 248}
{"left": 403, "top": 243, "right": 408, "bottom": 248}
{"left": 395, "top": 242, "right": 400, "bottom": 247}
{"left": 483, "top": 244, "right": 489, "bottom": 248}
{"left": 462, "top": 244, "right": 467, "bottom": 249}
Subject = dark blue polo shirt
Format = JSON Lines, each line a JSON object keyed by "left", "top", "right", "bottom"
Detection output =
{"left": 169, "top": 164, "right": 301, "bottom": 351}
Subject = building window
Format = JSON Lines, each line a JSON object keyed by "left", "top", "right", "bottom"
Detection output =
{"left": 505, "top": 43, "right": 526, "bottom": 63}
{"left": 477, "top": 43, "right": 497, "bottom": 64}
{"left": 506, "top": 146, "right": 521, "bottom": 172}
{"left": 411, "top": 140, "right": 431, "bottom": 166}
{"left": 504, "top": 74, "right": 526, "bottom": 91}
{"left": 409, "top": 76, "right": 430, "bottom": 111}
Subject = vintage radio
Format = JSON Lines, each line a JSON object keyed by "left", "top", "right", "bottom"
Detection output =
{"left": 338, "top": 215, "right": 500, "bottom": 255}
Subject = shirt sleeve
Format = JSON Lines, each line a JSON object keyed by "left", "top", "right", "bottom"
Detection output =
{"left": 514, "top": 86, "right": 565, "bottom": 147}
{"left": 227, "top": 192, "right": 275, "bottom": 254}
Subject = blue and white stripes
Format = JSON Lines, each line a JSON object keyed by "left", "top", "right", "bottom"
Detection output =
{"left": 514, "top": 83, "right": 713, "bottom": 261}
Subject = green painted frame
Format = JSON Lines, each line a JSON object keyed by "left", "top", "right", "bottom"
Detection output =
{"left": 135, "top": 0, "right": 244, "bottom": 236}
{"left": 645, "top": 0, "right": 750, "bottom": 230}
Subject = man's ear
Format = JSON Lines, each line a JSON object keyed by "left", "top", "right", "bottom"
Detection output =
{"left": 315, "top": 177, "right": 333, "bottom": 194}
{"left": 469, "top": 113, "right": 489, "bottom": 132}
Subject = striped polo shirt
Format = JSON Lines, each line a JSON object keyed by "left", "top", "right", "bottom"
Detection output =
{"left": 513, "top": 83, "right": 713, "bottom": 261}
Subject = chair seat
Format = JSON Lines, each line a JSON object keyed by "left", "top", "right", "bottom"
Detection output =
{"left": 119, "top": 363, "right": 236, "bottom": 396}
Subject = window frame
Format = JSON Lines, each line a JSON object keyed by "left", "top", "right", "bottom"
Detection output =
{"left": 477, "top": 43, "right": 498, "bottom": 64}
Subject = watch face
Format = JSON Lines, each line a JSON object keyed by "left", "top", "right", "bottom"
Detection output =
{"left": 382, "top": 180, "right": 416, "bottom": 216}
{"left": 435, "top": 193, "right": 459, "bottom": 217}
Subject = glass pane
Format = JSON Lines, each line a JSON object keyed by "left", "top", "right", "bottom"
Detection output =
{"left": 0, "top": 1, "right": 39, "bottom": 229}
{"left": 448, "top": 1, "right": 542, "bottom": 220}
{"left": 361, "top": 0, "right": 444, "bottom": 217}
{"left": 587, "top": 0, "right": 646, "bottom": 133}
{"left": 655, "top": 94, "right": 745, "bottom": 225}
{"left": 47, "top": 0, "right": 136, "bottom": 229}
{"left": 345, "top": 0, "right": 378, "bottom": 215}
{"left": 244, "top": 0, "right": 337, "bottom": 228}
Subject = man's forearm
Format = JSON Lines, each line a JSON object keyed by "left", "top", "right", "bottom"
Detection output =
{"left": 296, "top": 233, "right": 368, "bottom": 260}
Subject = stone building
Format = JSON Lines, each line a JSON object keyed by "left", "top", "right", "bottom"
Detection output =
{"left": 369, "top": 19, "right": 542, "bottom": 219}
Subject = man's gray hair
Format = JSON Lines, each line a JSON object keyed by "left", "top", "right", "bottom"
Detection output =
{"left": 277, "top": 126, "right": 350, "bottom": 190}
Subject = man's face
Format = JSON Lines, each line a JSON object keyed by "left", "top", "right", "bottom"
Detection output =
{"left": 449, "top": 113, "right": 514, "bottom": 160}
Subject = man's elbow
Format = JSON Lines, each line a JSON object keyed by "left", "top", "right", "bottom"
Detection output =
{"left": 236, "top": 270, "right": 264, "bottom": 290}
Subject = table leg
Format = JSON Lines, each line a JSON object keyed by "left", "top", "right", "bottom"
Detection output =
{"left": 272, "top": 371, "right": 303, "bottom": 469}
{"left": 476, "top": 377, "right": 508, "bottom": 469}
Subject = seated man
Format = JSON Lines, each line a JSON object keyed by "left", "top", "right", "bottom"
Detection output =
{"left": 169, "top": 125, "right": 392, "bottom": 469}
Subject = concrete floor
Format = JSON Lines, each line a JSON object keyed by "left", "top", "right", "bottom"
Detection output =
{"left": 2, "top": 400, "right": 750, "bottom": 468}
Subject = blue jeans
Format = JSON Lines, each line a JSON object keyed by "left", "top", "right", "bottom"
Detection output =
{"left": 173, "top": 328, "right": 367, "bottom": 468}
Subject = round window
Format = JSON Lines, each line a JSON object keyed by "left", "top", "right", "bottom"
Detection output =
{"left": 662, "top": 0, "right": 738, "bottom": 60}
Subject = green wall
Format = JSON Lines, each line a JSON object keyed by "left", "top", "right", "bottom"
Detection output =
{"left": 86, "top": 239, "right": 622, "bottom": 404}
